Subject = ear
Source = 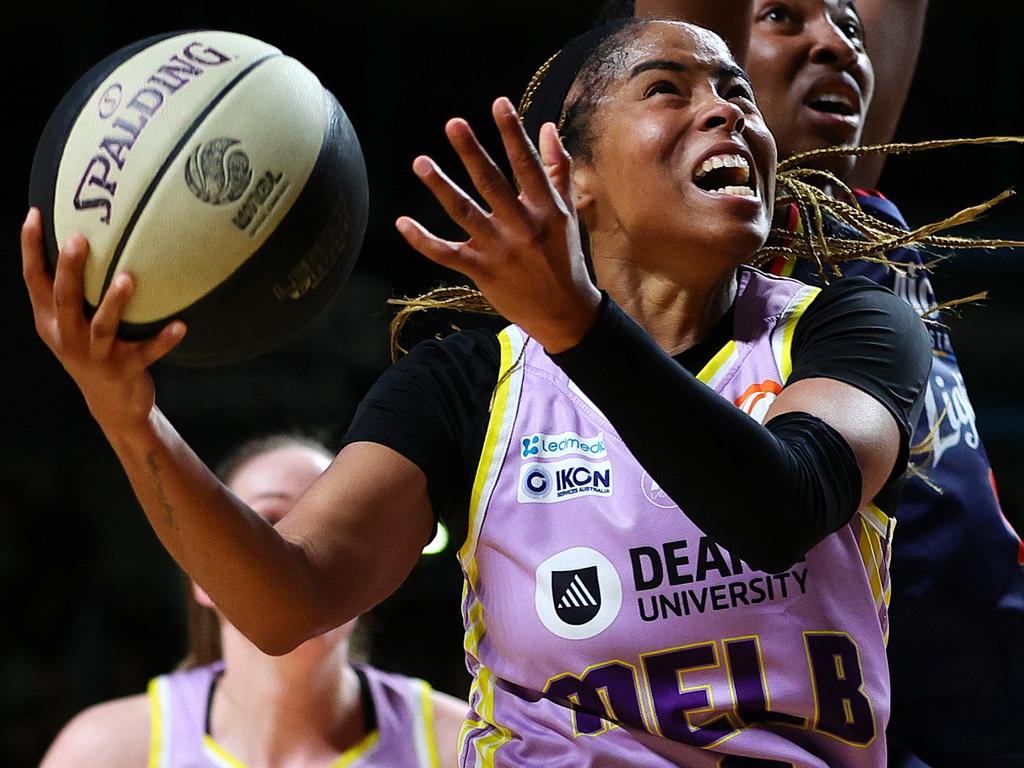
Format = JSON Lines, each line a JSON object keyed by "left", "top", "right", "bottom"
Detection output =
{"left": 192, "top": 581, "right": 217, "bottom": 610}
{"left": 571, "top": 161, "right": 597, "bottom": 218}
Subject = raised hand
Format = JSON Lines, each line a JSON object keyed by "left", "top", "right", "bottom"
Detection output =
{"left": 21, "top": 208, "right": 186, "bottom": 435}
{"left": 396, "top": 97, "right": 601, "bottom": 353}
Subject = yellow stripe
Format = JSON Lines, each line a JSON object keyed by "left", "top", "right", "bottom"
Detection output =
{"left": 473, "top": 665, "right": 514, "bottom": 767}
{"left": 459, "top": 328, "right": 521, "bottom": 766}
{"left": 460, "top": 329, "right": 518, "bottom": 582}
{"left": 418, "top": 681, "right": 441, "bottom": 768}
{"left": 857, "top": 523, "right": 884, "bottom": 603}
{"left": 777, "top": 257, "right": 797, "bottom": 278}
{"left": 779, "top": 288, "right": 821, "bottom": 382}
{"left": 202, "top": 735, "right": 248, "bottom": 768}
{"left": 146, "top": 679, "right": 163, "bottom": 768}
{"left": 333, "top": 730, "right": 382, "bottom": 767}
{"left": 696, "top": 340, "right": 737, "bottom": 385}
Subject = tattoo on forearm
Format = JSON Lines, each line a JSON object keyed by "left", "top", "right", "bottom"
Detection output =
{"left": 145, "top": 451, "right": 179, "bottom": 531}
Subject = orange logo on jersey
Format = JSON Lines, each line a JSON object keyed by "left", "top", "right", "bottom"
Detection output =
{"left": 735, "top": 380, "right": 783, "bottom": 422}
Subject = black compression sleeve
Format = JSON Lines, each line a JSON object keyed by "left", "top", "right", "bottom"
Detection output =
{"left": 550, "top": 296, "right": 865, "bottom": 573}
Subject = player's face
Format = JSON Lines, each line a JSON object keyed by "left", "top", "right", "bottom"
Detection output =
{"left": 575, "top": 22, "right": 776, "bottom": 269}
{"left": 747, "top": 0, "right": 875, "bottom": 178}
{"left": 229, "top": 445, "right": 331, "bottom": 528}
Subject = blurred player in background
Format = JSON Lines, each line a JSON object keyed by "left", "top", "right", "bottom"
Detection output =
{"left": 40, "top": 435, "right": 466, "bottom": 768}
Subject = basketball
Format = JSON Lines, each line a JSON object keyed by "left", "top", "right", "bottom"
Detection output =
{"left": 28, "top": 30, "right": 369, "bottom": 366}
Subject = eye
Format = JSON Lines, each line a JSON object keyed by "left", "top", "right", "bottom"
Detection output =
{"left": 762, "top": 4, "right": 795, "bottom": 25}
{"left": 726, "top": 82, "right": 755, "bottom": 102}
{"left": 838, "top": 17, "right": 865, "bottom": 46}
{"left": 644, "top": 80, "right": 681, "bottom": 98}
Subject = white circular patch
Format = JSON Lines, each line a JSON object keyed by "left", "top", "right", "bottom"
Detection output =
{"left": 641, "top": 470, "right": 678, "bottom": 509}
{"left": 535, "top": 547, "right": 622, "bottom": 640}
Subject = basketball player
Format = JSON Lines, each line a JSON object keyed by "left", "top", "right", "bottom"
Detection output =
{"left": 39, "top": 436, "right": 466, "bottom": 768}
{"left": 623, "top": 2, "right": 1024, "bottom": 763}
{"left": 22, "top": 17, "right": 933, "bottom": 764}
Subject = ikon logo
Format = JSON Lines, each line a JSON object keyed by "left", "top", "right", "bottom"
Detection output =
{"left": 518, "top": 459, "right": 613, "bottom": 504}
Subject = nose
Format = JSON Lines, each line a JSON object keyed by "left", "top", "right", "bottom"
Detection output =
{"left": 808, "top": 18, "right": 859, "bottom": 70}
{"left": 697, "top": 98, "right": 746, "bottom": 135}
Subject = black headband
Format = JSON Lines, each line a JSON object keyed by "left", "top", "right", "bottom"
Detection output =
{"left": 519, "top": 19, "right": 634, "bottom": 148}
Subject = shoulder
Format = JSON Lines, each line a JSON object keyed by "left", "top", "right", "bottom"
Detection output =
{"left": 428, "top": 687, "right": 467, "bottom": 768}
{"left": 854, "top": 189, "right": 910, "bottom": 229}
{"left": 40, "top": 693, "right": 151, "bottom": 768}
{"left": 803, "top": 274, "right": 923, "bottom": 325}
{"left": 397, "top": 328, "right": 501, "bottom": 370}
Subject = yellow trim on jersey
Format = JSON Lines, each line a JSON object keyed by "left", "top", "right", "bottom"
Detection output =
{"left": 469, "top": 665, "right": 514, "bottom": 767}
{"left": 334, "top": 730, "right": 383, "bottom": 767}
{"left": 460, "top": 326, "right": 522, "bottom": 577}
{"left": 778, "top": 287, "right": 821, "bottom": 382}
{"left": 459, "top": 326, "right": 524, "bottom": 766}
{"left": 417, "top": 680, "right": 442, "bottom": 768}
{"left": 855, "top": 503, "right": 895, "bottom": 644}
{"left": 695, "top": 340, "right": 738, "bottom": 386}
{"left": 201, "top": 736, "right": 247, "bottom": 768}
{"left": 146, "top": 678, "right": 164, "bottom": 768}
{"left": 200, "top": 730, "right": 382, "bottom": 768}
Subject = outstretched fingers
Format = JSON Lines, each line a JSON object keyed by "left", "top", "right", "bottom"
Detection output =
{"left": 538, "top": 122, "right": 574, "bottom": 209}
{"left": 444, "top": 118, "right": 521, "bottom": 221}
{"left": 395, "top": 215, "right": 481, "bottom": 276}
{"left": 412, "top": 155, "right": 497, "bottom": 245}
{"left": 492, "top": 97, "right": 558, "bottom": 208}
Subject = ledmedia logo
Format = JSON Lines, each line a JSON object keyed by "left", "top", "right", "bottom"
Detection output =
{"left": 535, "top": 547, "right": 622, "bottom": 639}
{"left": 521, "top": 431, "right": 607, "bottom": 459}
{"left": 518, "top": 459, "right": 613, "bottom": 504}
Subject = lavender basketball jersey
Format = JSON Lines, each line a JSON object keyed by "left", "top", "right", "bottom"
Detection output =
{"left": 147, "top": 662, "right": 445, "bottom": 767}
{"left": 458, "top": 267, "right": 893, "bottom": 767}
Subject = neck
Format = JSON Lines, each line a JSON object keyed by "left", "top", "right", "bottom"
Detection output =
{"left": 591, "top": 235, "right": 739, "bottom": 355}
{"left": 208, "top": 631, "right": 366, "bottom": 768}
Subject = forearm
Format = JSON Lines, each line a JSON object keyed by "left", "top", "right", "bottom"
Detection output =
{"left": 551, "top": 296, "right": 859, "bottom": 573}
{"left": 104, "top": 408, "right": 335, "bottom": 653}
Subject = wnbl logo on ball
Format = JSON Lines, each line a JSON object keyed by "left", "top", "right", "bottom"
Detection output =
{"left": 518, "top": 459, "right": 613, "bottom": 504}
{"left": 185, "top": 137, "right": 252, "bottom": 205}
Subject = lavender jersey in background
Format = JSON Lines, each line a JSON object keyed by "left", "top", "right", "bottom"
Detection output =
{"left": 146, "top": 662, "right": 446, "bottom": 767}
{"left": 771, "top": 192, "right": 1024, "bottom": 764}
{"left": 458, "top": 267, "right": 893, "bottom": 766}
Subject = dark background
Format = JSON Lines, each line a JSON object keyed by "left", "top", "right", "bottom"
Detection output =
{"left": 2, "top": 3, "right": 1022, "bottom": 764}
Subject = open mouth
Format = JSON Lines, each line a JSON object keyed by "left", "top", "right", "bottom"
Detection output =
{"left": 807, "top": 92, "right": 857, "bottom": 117}
{"left": 693, "top": 154, "right": 756, "bottom": 197}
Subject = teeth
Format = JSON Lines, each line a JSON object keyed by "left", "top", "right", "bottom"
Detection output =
{"left": 709, "top": 185, "right": 757, "bottom": 197}
{"left": 697, "top": 154, "right": 749, "bottom": 177}
{"left": 815, "top": 92, "right": 854, "bottom": 109}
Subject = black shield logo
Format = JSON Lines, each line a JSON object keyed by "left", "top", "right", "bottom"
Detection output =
{"left": 552, "top": 566, "right": 602, "bottom": 625}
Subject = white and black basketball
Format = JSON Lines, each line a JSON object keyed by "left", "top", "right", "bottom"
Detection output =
{"left": 29, "top": 31, "right": 369, "bottom": 366}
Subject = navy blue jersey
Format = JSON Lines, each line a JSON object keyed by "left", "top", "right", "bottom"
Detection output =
{"left": 772, "top": 191, "right": 1024, "bottom": 766}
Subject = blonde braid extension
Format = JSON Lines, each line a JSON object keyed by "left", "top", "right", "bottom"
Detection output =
{"left": 389, "top": 136, "right": 1024, "bottom": 360}
{"left": 759, "top": 136, "right": 1024, "bottom": 282}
